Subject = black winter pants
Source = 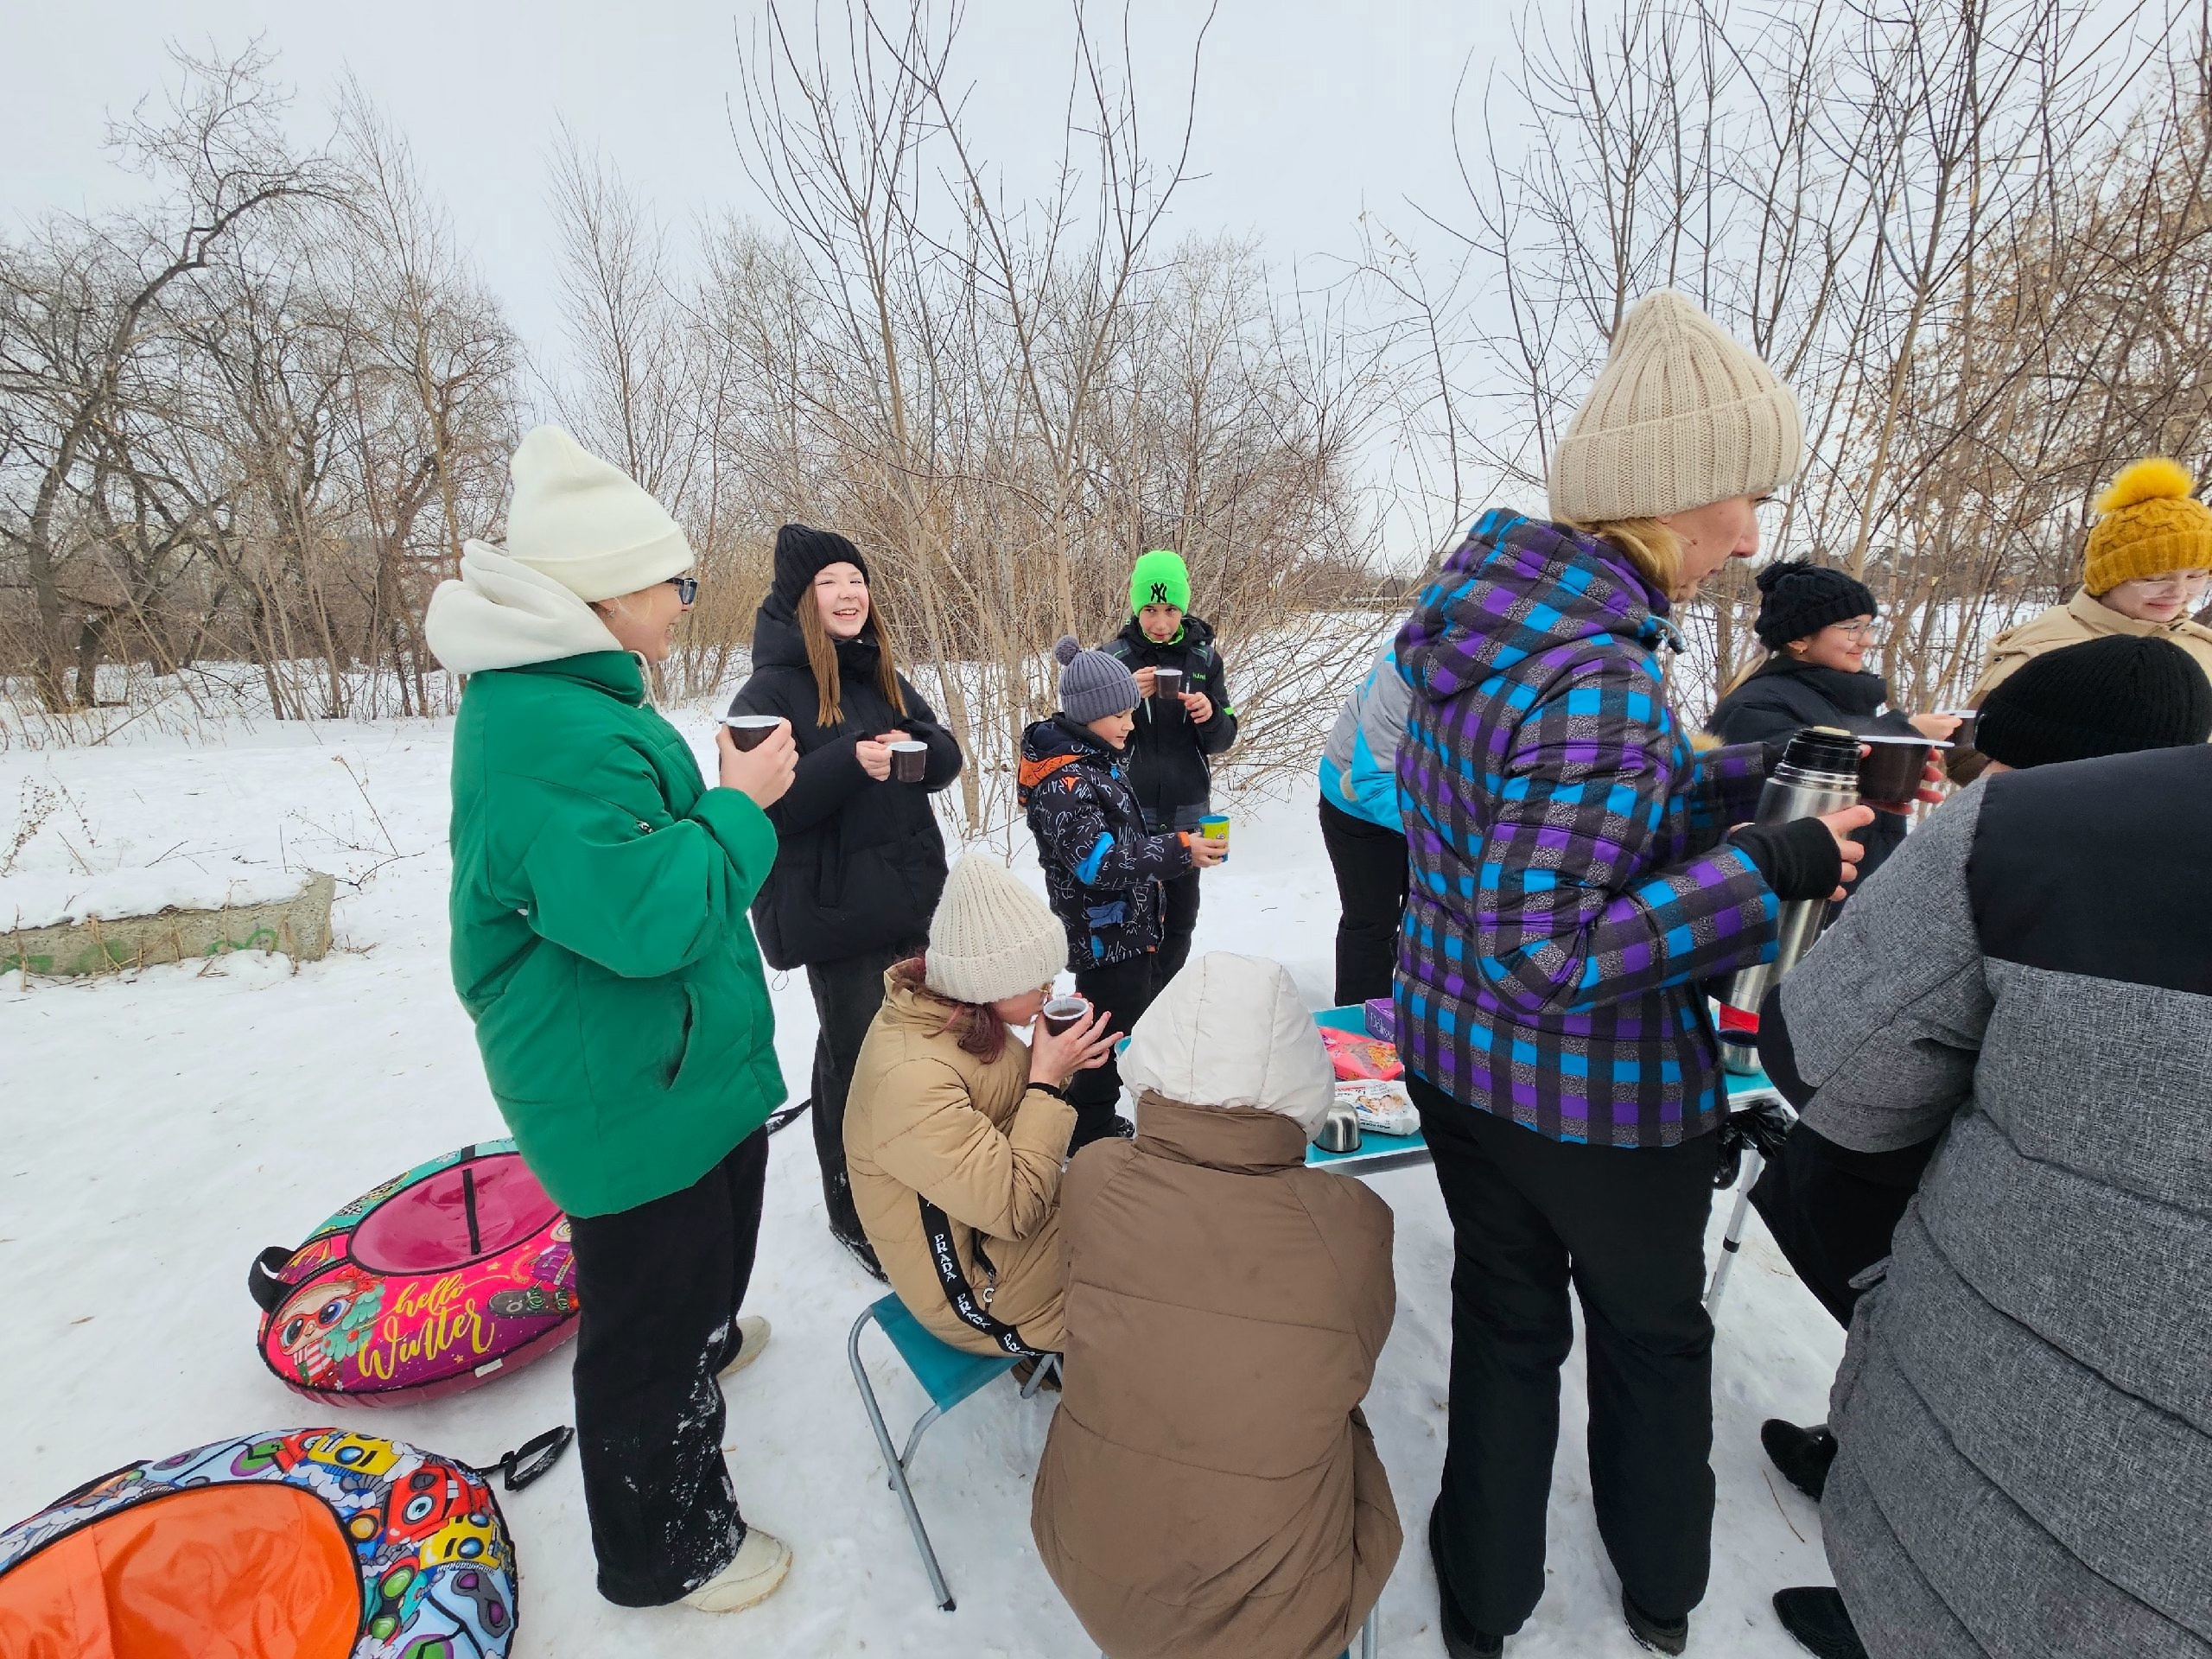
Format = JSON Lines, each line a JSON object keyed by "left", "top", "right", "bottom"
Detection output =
{"left": 568, "top": 1128, "right": 769, "bottom": 1606}
{"left": 805, "top": 938, "right": 923, "bottom": 1244}
{"left": 1411, "top": 1074, "right": 1719, "bottom": 1637}
{"left": 1069, "top": 951, "right": 1160, "bottom": 1149}
{"left": 1154, "top": 867, "right": 1203, "bottom": 988}
{"left": 1318, "top": 796, "right": 1408, "bottom": 1007}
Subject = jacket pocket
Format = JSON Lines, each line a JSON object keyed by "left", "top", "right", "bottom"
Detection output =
{"left": 668, "top": 982, "right": 702, "bottom": 1088}
{"left": 669, "top": 976, "right": 754, "bottom": 1093}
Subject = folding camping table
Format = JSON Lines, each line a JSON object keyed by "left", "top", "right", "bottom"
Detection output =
{"left": 1301, "top": 1005, "right": 1785, "bottom": 1306}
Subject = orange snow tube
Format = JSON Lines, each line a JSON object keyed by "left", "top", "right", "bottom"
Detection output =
{"left": 0, "top": 1482, "right": 357, "bottom": 1658}
{"left": 0, "top": 1429, "right": 526, "bottom": 1659}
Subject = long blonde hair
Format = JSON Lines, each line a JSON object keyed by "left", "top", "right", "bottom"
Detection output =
{"left": 1562, "top": 517, "right": 1684, "bottom": 597}
{"left": 796, "top": 577, "right": 909, "bottom": 728}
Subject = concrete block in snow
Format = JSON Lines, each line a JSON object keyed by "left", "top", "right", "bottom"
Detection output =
{"left": 2, "top": 871, "right": 335, "bottom": 978}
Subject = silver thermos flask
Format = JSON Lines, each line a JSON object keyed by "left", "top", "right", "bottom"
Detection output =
{"left": 1715, "top": 725, "right": 1861, "bottom": 1071}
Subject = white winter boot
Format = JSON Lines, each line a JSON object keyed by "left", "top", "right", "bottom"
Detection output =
{"left": 681, "top": 1527, "right": 791, "bottom": 1614}
{"left": 717, "top": 1315, "right": 771, "bottom": 1380}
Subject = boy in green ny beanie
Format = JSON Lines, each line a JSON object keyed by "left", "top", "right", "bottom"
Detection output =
{"left": 1102, "top": 549, "right": 1238, "bottom": 983}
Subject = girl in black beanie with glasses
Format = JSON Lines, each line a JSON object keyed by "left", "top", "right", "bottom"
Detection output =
{"left": 1707, "top": 560, "right": 1960, "bottom": 890}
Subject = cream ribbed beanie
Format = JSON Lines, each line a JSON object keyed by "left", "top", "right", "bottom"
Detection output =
{"left": 925, "top": 854, "right": 1069, "bottom": 1004}
{"left": 505, "top": 425, "right": 694, "bottom": 603}
{"left": 1547, "top": 291, "right": 1802, "bottom": 523}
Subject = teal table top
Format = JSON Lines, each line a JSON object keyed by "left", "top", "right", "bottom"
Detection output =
{"left": 1303, "top": 1004, "right": 1781, "bottom": 1174}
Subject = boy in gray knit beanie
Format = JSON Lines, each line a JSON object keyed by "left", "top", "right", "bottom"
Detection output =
{"left": 1018, "top": 636, "right": 1224, "bottom": 1147}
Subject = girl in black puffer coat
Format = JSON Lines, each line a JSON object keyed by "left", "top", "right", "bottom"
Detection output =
{"left": 1707, "top": 560, "right": 1960, "bottom": 892}
{"left": 728, "top": 524, "right": 963, "bottom": 1276}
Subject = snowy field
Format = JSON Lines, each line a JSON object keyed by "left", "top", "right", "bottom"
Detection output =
{"left": 0, "top": 711, "right": 1842, "bottom": 1658}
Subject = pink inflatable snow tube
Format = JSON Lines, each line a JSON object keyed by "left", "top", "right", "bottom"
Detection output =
{"left": 249, "top": 1140, "right": 578, "bottom": 1404}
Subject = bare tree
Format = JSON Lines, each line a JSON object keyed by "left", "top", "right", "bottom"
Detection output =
{"left": 0, "top": 43, "right": 343, "bottom": 712}
{"left": 1371, "top": 0, "right": 2210, "bottom": 712}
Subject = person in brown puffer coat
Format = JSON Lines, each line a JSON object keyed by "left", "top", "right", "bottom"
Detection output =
{"left": 846, "top": 854, "right": 1119, "bottom": 1357}
{"left": 1031, "top": 951, "right": 1401, "bottom": 1659}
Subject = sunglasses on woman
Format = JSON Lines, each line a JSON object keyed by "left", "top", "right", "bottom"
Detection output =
{"left": 666, "top": 575, "right": 699, "bottom": 605}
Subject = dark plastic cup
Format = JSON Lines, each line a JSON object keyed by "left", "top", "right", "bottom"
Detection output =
{"left": 723, "top": 715, "right": 783, "bottom": 752}
{"left": 890, "top": 740, "right": 927, "bottom": 783}
{"left": 1936, "top": 709, "right": 1978, "bottom": 749}
{"left": 1857, "top": 734, "right": 1948, "bottom": 806}
{"left": 1040, "top": 996, "right": 1090, "bottom": 1037}
{"left": 1153, "top": 666, "right": 1185, "bottom": 703}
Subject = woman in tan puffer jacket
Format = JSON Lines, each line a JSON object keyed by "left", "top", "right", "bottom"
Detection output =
{"left": 1032, "top": 951, "right": 1401, "bottom": 1659}
{"left": 845, "top": 853, "right": 1118, "bottom": 1356}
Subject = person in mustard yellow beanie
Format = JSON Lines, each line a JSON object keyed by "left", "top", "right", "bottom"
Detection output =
{"left": 1967, "top": 458, "right": 2212, "bottom": 703}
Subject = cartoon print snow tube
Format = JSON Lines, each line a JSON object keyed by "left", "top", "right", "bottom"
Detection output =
{"left": 250, "top": 1139, "right": 578, "bottom": 1403}
{"left": 0, "top": 1427, "right": 518, "bottom": 1658}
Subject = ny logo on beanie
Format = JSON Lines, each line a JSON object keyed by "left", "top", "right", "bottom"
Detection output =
{"left": 1148, "top": 581, "right": 1171, "bottom": 605}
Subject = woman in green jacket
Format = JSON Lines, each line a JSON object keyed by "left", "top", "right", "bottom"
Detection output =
{"left": 425, "top": 425, "right": 798, "bottom": 1619}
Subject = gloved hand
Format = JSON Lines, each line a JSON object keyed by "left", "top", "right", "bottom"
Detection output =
{"left": 1728, "top": 816, "right": 1845, "bottom": 901}
{"left": 1713, "top": 1100, "right": 1796, "bottom": 1189}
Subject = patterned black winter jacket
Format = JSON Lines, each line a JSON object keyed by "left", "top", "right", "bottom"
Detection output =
{"left": 1019, "top": 715, "right": 1195, "bottom": 968}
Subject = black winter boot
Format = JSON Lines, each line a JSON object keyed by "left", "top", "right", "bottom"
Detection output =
{"left": 1774, "top": 1587, "right": 1869, "bottom": 1658}
{"left": 1622, "top": 1589, "right": 1689, "bottom": 1655}
{"left": 1427, "top": 1502, "right": 1504, "bottom": 1657}
{"left": 1761, "top": 1419, "right": 1839, "bottom": 1501}
{"left": 831, "top": 1224, "right": 888, "bottom": 1282}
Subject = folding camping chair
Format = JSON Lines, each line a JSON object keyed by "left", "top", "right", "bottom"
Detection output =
{"left": 1706, "top": 1090, "right": 1799, "bottom": 1312}
{"left": 848, "top": 1293, "right": 1060, "bottom": 1611}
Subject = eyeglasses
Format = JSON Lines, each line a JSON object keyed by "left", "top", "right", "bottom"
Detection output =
{"left": 2126, "top": 571, "right": 2210, "bottom": 596}
{"left": 665, "top": 576, "right": 699, "bottom": 605}
{"left": 1831, "top": 618, "right": 1878, "bottom": 640}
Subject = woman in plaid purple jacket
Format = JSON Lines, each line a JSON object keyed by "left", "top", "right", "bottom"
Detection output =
{"left": 1400, "top": 293, "right": 1872, "bottom": 1659}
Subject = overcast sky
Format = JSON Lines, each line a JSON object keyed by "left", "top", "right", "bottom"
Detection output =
{"left": 3, "top": 1, "right": 1522, "bottom": 364}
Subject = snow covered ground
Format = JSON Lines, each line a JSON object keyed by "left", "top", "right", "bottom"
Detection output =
{"left": 0, "top": 711, "right": 1841, "bottom": 1657}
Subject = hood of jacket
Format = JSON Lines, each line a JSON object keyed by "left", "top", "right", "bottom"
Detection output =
{"left": 1749, "top": 654, "right": 1892, "bottom": 718}
{"left": 1122, "top": 952, "right": 1334, "bottom": 1139}
{"left": 1111, "top": 611, "right": 1218, "bottom": 664}
{"left": 425, "top": 541, "right": 624, "bottom": 675}
{"left": 1133, "top": 1091, "right": 1312, "bottom": 1173}
{"left": 1019, "top": 712, "right": 1122, "bottom": 786}
{"left": 1398, "top": 511, "right": 1680, "bottom": 709}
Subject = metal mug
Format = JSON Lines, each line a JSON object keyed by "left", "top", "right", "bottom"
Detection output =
{"left": 1315, "top": 1102, "right": 1363, "bottom": 1154}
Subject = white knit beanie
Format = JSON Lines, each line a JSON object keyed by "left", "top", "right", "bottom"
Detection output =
{"left": 1547, "top": 291, "right": 1802, "bottom": 523}
{"left": 925, "top": 854, "right": 1069, "bottom": 1004}
{"left": 505, "top": 425, "right": 695, "bottom": 603}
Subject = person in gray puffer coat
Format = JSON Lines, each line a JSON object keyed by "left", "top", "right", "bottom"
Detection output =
{"left": 1758, "top": 743, "right": 2212, "bottom": 1659}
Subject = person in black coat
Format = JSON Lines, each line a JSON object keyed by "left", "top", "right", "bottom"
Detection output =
{"left": 1707, "top": 561, "right": 1960, "bottom": 891}
{"left": 1099, "top": 549, "right": 1237, "bottom": 985}
{"left": 728, "top": 524, "right": 962, "bottom": 1278}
